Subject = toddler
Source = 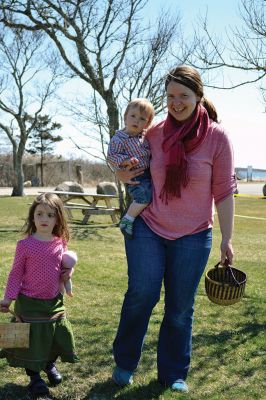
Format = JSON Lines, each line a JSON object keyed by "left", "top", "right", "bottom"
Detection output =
{"left": 107, "top": 98, "right": 155, "bottom": 238}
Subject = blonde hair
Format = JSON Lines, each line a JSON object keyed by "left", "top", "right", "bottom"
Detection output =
{"left": 23, "top": 193, "right": 70, "bottom": 242}
{"left": 165, "top": 65, "right": 218, "bottom": 122}
{"left": 124, "top": 98, "right": 155, "bottom": 127}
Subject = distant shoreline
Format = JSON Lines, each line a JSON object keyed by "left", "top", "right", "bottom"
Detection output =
{"left": 235, "top": 167, "right": 266, "bottom": 181}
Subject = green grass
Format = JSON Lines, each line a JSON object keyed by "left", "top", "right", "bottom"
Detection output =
{"left": 0, "top": 196, "right": 265, "bottom": 399}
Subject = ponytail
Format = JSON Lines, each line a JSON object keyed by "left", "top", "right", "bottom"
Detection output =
{"left": 201, "top": 97, "right": 218, "bottom": 122}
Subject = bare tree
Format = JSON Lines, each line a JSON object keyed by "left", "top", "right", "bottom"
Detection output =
{"left": 180, "top": 0, "right": 265, "bottom": 99}
{"left": 0, "top": 26, "right": 64, "bottom": 196}
{"left": 0, "top": 1, "right": 181, "bottom": 133}
{"left": 0, "top": 0, "right": 185, "bottom": 208}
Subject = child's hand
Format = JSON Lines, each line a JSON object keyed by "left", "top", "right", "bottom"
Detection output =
{"left": 129, "top": 157, "right": 139, "bottom": 167}
{"left": 120, "top": 157, "right": 139, "bottom": 168}
{"left": 61, "top": 268, "right": 74, "bottom": 282}
{"left": 0, "top": 298, "right": 12, "bottom": 313}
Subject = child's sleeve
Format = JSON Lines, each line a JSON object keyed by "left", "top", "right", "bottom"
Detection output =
{"left": 4, "top": 241, "right": 27, "bottom": 300}
{"left": 107, "top": 136, "right": 131, "bottom": 169}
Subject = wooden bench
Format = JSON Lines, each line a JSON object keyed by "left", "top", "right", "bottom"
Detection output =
{"left": 38, "top": 191, "right": 120, "bottom": 224}
{"left": 64, "top": 204, "right": 120, "bottom": 224}
{"left": 65, "top": 202, "right": 120, "bottom": 210}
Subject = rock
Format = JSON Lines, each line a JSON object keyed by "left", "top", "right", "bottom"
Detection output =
{"left": 96, "top": 181, "right": 118, "bottom": 195}
{"left": 55, "top": 181, "right": 84, "bottom": 193}
{"left": 23, "top": 180, "right": 32, "bottom": 187}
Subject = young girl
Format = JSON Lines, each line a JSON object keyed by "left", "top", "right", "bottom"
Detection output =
{"left": 0, "top": 193, "right": 78, "bottom": 396}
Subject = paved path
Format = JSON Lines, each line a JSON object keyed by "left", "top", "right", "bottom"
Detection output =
{"left": 0, "top": 182, "right": 265, "bottom": 196}
{"left": 237, "top": 182, "right": 265, "bottom": 196}
{"left": 0, "top": 187, "right": 97, "bottom": 196}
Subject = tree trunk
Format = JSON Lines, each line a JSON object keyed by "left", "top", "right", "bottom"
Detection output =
{"left": 12, "top": 150, "right": 24, "bottom": 197}
{"left": 105, "top": 91, "right": 119, "bottom": 138}
{"left": 40, "top": 149, "right": 44, "bottom": 187}
{"left": 11, "top": 168, "right": 24, "bottom": 196}
{"left": 116, "top": 179, "right": 126, "bottom": 217}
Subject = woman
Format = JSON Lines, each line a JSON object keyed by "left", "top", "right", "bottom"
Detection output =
{"left": 112, "top": 65, "right": 236, "bottom": 393}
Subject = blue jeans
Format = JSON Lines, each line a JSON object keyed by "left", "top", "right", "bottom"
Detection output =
{"left": 126, "top": 168, "right": 152, "bottom": 204}
{"left": 113, "top": 217, "right": 212, "bottom": 385}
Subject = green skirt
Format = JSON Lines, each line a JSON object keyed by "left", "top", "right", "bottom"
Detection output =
{"left": 0, "top": 293, "right": 78, "bottom": 371}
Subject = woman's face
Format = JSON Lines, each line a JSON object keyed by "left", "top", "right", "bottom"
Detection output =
{"left": 166, "top": 80, "right": 200, "bottom": 122}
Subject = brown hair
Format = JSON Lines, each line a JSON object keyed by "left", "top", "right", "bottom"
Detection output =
{"left": 23, "top": 193, "right": 70, "bottom": 241}
{"left": 165, "top": 65, "right": 218, "bottom": 122}
{"left": 124, "top": 98, "right": 155, "bottom": 127}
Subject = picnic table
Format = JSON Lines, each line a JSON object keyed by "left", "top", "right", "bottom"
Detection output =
{"left": 38, "top": 191, "right": 119, "bottom": 224}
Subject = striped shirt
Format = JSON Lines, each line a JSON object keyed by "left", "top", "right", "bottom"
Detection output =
{"left": 107, "top": 130, "right": 150, "bottom": 170}
{"left": 141, "top": 119, "right": 237, "bottom": 240}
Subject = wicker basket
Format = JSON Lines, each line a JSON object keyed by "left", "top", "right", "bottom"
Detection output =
{"left": 0, "top": 311, "right": 30, "bottom": 348}
{"left": 205, "top": 262, "right": 247, "bottom": 306}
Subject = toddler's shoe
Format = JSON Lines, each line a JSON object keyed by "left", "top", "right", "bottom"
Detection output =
{"left": 171, "top": 379, "right": 189, "bottom": 392}
{"left": 119, "top": 218, "right": 134, "bottom": 239}
{"left": 112, "top": 366, "right": 133, "bottom": 387}
{"left": 28, "top": 375, "right": 49, "bottom": 396}
{"left": 44, "top": 362, "right": 62, "bottom": 386}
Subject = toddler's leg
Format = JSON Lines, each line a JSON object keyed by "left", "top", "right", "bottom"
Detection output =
{"left": 120, "top": 202, "right": 148, "bottom": 239}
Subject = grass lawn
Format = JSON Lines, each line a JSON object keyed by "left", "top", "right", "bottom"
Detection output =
{"left": 0, "top": 196, "right": 265, "bottom": 400}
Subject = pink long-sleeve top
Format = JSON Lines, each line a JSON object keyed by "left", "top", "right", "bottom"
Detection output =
{"left": 141, "top": 120, "right": 237, "bottom": 240}
{"left": 4, "top": 235, "right": 67, "bottom": 300}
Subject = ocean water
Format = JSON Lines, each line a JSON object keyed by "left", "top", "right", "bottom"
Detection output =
{"left": 251, "top": 171, "right": 266, "bottom": 180}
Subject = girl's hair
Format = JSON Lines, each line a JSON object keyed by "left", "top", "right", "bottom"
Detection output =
{"left": 124, "top": 98, "right": 155, "bottom": 126}
{"left": 165, "top": 65, "right": 218, "bottom": 122}
{"left": 23, "top": 193, "right": 70, "bottom": 241}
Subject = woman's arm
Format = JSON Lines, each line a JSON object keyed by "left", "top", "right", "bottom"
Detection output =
{"left": 216, "top": 194, "right": 234, "bottom": 265}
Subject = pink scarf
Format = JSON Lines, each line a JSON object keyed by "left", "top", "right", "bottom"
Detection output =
{"left": 159, "top": 104, "right": 210, "bottom": 203}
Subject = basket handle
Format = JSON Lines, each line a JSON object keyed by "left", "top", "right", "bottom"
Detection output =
{"left": 214, "top": 261, "right": 241, "bottom": 287}
{"left": 8, "top": 309, "right": 23, "bottom": 322}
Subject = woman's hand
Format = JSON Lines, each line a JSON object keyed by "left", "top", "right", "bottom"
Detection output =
{"left": 116, "top": 165, "right": 145, "bottom": 185}
{"left": 0, "top": 298, "right": 12, "bottom": 313}
{"left": 220, "top": 239, "right": 234, "bottom": 265}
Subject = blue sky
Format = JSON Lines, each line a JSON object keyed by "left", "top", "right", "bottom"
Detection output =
{"left": 57, "top": 0, "right": 265, "bottom": 169}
